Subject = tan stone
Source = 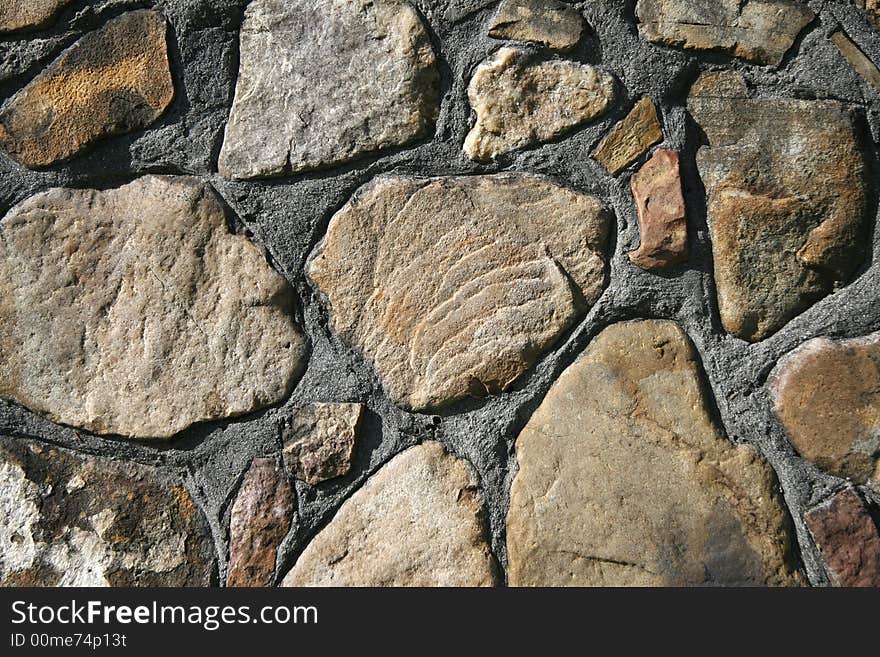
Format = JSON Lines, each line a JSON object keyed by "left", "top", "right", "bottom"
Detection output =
{"left": 307, "top": 173, "right": 610, "bottom": 411}
{"left": 689, "top": 71, "right": 868, "bottom": 342}
{"left": 0, "top": 0, "right": 73, "bottom": 33}
{"left": 281, "top": 442, "right": 497, "bottom": 586}
{"left": 464, "top": 47, "right": 615, "bottom": 161}
{"left": 282, "top": 403, "right": 364, "bottom": 485}
{"left": 0, "top": 10, "right": 173, "bottom": 168}
{"left": 488, "top": 0, "right": 586, "bottom": 51}
{"left": 0, "top": 176, "right": 307, "bottom": 439}
{"left": 628, "top": 149, "right": 687, "bottom": 270}
{"left": 635, "top": 0, "right": 815, "bottom": 66}
{"left": 507, "top": 320, "right": 803, "bottom": 586}
{"left": 832, "top": 30, "right": 880, "bottom": 94}
{"left": 769, "top": 333, "right": 880, "bottom": 485}
{"left": 591, "top": 97, "right": 663, "bottom": 176}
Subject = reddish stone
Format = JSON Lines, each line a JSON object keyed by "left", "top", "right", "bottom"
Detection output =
{"left": 628, "top": 149, "right": 687, "bottom": 270}
{"left": 805, "top": 489, "right": 880, "bottom": 587}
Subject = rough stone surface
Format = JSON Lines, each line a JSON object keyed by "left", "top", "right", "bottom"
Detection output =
{"left": 0, "top": 435, "right": 214, "bottom": 586}
{"left": 487, "top": 0, "right": 586, "bottom": 51}
{"left": 804, "top": 489, "right": 880, "bottom": 587}
{"left": 832, "top": 30, "right": 880, "bottom": 93}
{"left": 0, "top": 10, "right": 173, "bottom": 168}
{"left": 0, "top": 0, "right": 73, "bottom": 33}
{"left": 635, "top": 0, "right": 815, "bottom": 66}
{"left": 218, "top": 0, "right": 439, "bottom": 179}
{"left": 855, "top": 0, "right": 880, "bottom": 28}
{"left": 307, "top": 173, "right": 610, "bottom": 411}
{"left": 689, "top": 71, "right": 868, "bottom": 342}
{"left": 282, "top": 403, "right": 364, "bottom": 485}
{"left": 281, "top": 442, "right": 496, "bottom": 586}
{"left": 227, "top": 457, "right": 295, "bottom": 588}
{"left": 591, "top": 96, "right": 663, "bottom": 176}
{"left": 0, "top": 175, "right": 307, "bottom": 439}
{"left": 507, "top": 320, "right": 803, "bottom": 586}
{"left": 628, "top": 149, "right": 687, "bottom": 270}
{"left": 770, "top": 333, "right": 880, "bottom": 484}
{"left": 464, "top": 47, "right": 615, "bottom": 161}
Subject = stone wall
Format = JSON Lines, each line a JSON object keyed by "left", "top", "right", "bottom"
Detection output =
{"left": 1, "top": 0, "right": 879, "bottom": 587}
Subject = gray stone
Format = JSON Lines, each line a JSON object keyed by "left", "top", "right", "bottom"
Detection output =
{"left": 488, "top": 0, "right": 586, "bottom": 51}
{"left": 282, "top": 403, "right": 364, "bottom": 485}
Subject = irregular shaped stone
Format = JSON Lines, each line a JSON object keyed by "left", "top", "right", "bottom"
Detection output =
{"left": 464, "top": 47, "right": 615, "bottom": 161}
{"left": 628, "top": 149, "right": 687, "bottom": 270}
{"left": 282, "top": 403, "right": 364, "bottom": 485}
{"left": 0, "top": 435, "right": 214, "bottom": 586}
{"left": 805, "top": 489, "right": 880, "bottom": 587}
{"left": 0, "top": 0, "right": 73, "bottom": 33}
{"left": 488, "top": 0, "right": 586, "bottom": 51}
{"left": 769, "top": 333, "right": 880, "bottom": 484}
{"left": 635, "top": 0, "right": 815, "bottom": 66}
{"left": 218, "top": 0, "right": 439, "bottom": 179}
{"left": 591, "top": 97, "right": 663, "bottom": 176}
{"left": 832, "top": 30, "right": 880, "bottom": 94}
{"left": 307, "top": 173, "right": 610, "bottom": 411}
{"left": 507, "top": 320, "right": 803, "bottom": 586}
{"left": 227, "top": 458, "right": 295, "bottom": 588}
{"left": 0, "top": 176, "right": 307, "bottom": 439}
{"left": 0, "top": 10, "right": 173, "bottom": 168}
{"left": 689, "top": 71, "right": 868, "bottom": 342}
{"left": 281, "top": 442, "right": 496, "bottom": 586}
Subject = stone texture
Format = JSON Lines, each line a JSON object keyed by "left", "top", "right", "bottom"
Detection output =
{"left": 227, "top": 458, "right": 295, "bottom": 588}
{"left": 832, "top": 30, "right": 880, "bottom": 94}
{"left": 464, "top": 47, "right": 615, "bottom": 161}
{"left": 769, "top": 333, "right": 880, "bottom": 484}
{"left": 507, "top": 320, "right": 803, "bottom": 586}
{"left": 855, "top": 0, "right": 880, "bottom": 28}
{"left": 282, "top": 403, "right": 364, "bottom": 485}
{"left": 281, "top": 442, "right": 496, "bottom": 586}
{"left": 0, "top": 435, "right": 214, "bottom": 586}
{"left": 218, "top": 0, "right": 439, "bottom": 179}
{"left": 635, "top": 0, "right": 815, "bottom": 66}
{"left": 307, "top": 173, "right": 610, "bottom": 411}
{"left": 804, "top": 489, "right": 880, "bottom": 587}
{"left": 591, "top": 96, "right": 663, "bottom": 176}
{"left": 628, "top": 149, "right": 687, "bottom": 270}
{"left": 0, "top": 175, "right": 307, "bottom": 439}
{"left": 487, "top": 0, "right": 586, "bottom": 51}
{"left": 0, "top": 0, "right": 73, "bottom": 33}
{"left": 688, "top": 71, "right": 868, "bottom": 342}
{"left": 0, "top": 10, "right": 173, "bottom": 168}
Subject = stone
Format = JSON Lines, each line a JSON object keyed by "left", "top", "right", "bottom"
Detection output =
{"left": 628, "top": 149, "right": 687, "bottom": 270}
{"left": 769, "top": 333, "right": 880, "bottom": 484}
{"left": 855, "top": 0, "right": 880, "bottom": 29}
{"left": 688, "top": 71, "right": 868, "bottom": 342}
{"left": 507, "top": 320, "right": 803, "bottom": 586}
{"left": 0, "top": 0, "right": 73, "bottom": 33}
{"left": 282, "top": 403, "right": 364, "bottom": 485}
{"left": 0, "top": 176, "right": 307, "bottom": 439}
{"left": 307, "top": 173, "right": 610, "bottom": 411}
{"left": 227, "top": 458, "right": 295, "bottom": 587}
{"left": 464, "top": 47, "right": 615, "bottom": 161}
{"left": 635, "top": 0, "right": 815, "bottom": 66}
{"left": 591, "top": 96, "right": 663, "bottom": 176}
{"left": 218, "top": 0, "right": 439, "bottom": 179}
{"left": 281, "top": 442, "right": 496, "bottom": 586}
{"left": 0, "top": 435, "right": 214, "bottom": 586}
{"left": 487, "top": 0, "right": 586, "bottom": 51}
{"left": 832, "top": 30, "right": 880, "bottom": 94}
{"left": 804, "top": 489, "right": 880, "bottom": 587}
{"left": 0, "top": 10, "right": 173, "bottom": 168}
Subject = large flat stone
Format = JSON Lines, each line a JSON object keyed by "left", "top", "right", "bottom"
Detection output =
{"left": 507, "top": 320, "right": 803, "bottom": 586}
{"left": 688, "top": 71, "right": 868, "bottom": 342}
{"left": 487, "top": 0, "right": 586, "bottom": 51}
{"left": 0, "top": 176, "right": 307, "bottom": 439}
{"left": 218, "top": 0, "right": 439, "bottom": 179}
{"left": 307, "top": 173, "right": 610, "bottom": 411}
{"left": 0, "top": 435, "right": 215, "bottom": 586}
{"left": 281, "top": 442, "right": 497, "bottom": 586}
{"left": 0, "top": 0, "right": 73, "bottom": 33}
{"left": 0, "top": 10, "right": 173, "bottom": 168}
{"left": 464, "top": 47, "right": 615, "bottom": 161}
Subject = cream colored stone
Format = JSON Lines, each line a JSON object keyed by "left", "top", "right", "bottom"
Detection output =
{"left": 488, "top": 0, "right": 586, "bottom": 51}
{"left": 283, "top": 402, "right": 364, "bottom": 485}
